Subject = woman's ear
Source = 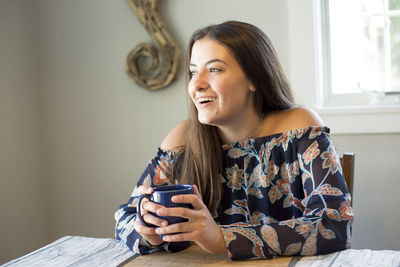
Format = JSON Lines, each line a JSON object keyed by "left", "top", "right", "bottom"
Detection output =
{"left": 249, "top": 83, "right": 256, "bottom": 92}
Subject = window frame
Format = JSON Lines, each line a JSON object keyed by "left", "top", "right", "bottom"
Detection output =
{"left": 286, "top": 0, "right": 400, "bottom": 134}
{"left": 313, "top": 0, "right": 400, "bottom": 108}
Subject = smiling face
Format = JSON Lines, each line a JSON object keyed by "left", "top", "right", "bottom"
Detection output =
{"left": 188, "top": 38, "right": 257, "bottom": 128}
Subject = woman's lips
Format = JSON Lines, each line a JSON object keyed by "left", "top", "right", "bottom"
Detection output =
{"left": 197, "top": 96, "right": 217, "bottom": 104}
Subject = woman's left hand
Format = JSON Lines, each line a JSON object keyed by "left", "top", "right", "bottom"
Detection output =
{"left": 154, "top": 185, "right": 227, "bottom": 254}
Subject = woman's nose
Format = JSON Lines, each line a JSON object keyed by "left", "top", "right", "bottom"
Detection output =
{"left": 191, "top": 71, "right": 209, "bottom": 91}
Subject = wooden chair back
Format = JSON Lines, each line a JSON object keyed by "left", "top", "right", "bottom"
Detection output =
{"left": 340, "top": 153, "right": 355, "bottom": 202}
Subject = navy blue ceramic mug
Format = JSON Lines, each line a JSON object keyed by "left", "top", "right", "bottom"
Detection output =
{"left": 136, "top": 184, "right": 194, "bottom": 230}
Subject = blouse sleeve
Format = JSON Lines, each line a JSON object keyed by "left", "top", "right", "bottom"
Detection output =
{"left": 114, "top": 148, "right": 190, "bottom": 255}
{"left": 219, "top": 129, "right": 354, "bottom": 260}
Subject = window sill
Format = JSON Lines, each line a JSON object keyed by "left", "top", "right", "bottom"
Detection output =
{"left": 316, "top": 105, "right": 400, "bottom": 134}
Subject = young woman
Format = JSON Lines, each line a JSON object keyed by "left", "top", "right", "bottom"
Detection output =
{"left": 115, "top": 21, "right": 354, "bottom": 260}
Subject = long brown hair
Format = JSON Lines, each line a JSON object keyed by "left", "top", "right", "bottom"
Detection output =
{"left": 177, "top": 21, "right": 294, "bottom": 215}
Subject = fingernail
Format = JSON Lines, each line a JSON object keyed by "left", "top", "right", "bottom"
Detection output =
{"left": 155, "top": 228, "right": 161, "bottom": 234}
{"left": 157, "top": 208, "right": 164, "bottom": 216}
{"left": 161, "top": 221, "right": 167, "bottom": 226}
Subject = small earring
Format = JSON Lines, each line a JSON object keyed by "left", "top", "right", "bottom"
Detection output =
{"left": 249, "top": 84, "right": 256, "bottom": 92}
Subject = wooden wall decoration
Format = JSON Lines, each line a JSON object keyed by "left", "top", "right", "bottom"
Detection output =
{"left": 126, "top": 0, "right": 180, "bottom": 91}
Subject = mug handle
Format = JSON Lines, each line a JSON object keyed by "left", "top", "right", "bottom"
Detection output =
{"left": 136, "top": 194, "right": 153, "bottom": 227}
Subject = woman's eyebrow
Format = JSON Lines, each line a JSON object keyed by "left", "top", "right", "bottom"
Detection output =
{"left": 206, "top": 59, "right": 226, "bottom": 65}
{"left": 189, "top": 59, "right": 227, "bottom": 67}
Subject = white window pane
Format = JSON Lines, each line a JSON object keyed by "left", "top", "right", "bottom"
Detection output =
{"left": 329, "top": 0, "right": 386, "bottom": 94}
{"left": 391, "top": 16, "right": 400, "bottom": 91}
{"left": 389, "top": 0, "right": 400, "bottom": 10}
{"left": 361, "top": 0, "right": 385, "bottom": 13}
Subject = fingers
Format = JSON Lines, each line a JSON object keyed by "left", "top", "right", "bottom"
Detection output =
{"left": 155, "top": 222, "right": 194, "bottom": 242}
{"left": 139, "top": 200, "right": 168, "bottom": 227}
{"left": 134, "top": 217, "right": 157, "bottom": 235}
{"left": 161, "top": 232, "right": 192, "bottom": 243}
{"left": 133, "top": 217, "right": 164, "bottom": 246}
{"left": 156, "top": 206, "right": 193, "bottom": 220}
{"left": 171, "top": 193, "right": 204, "bottom": 210}
{"left": 142, "top": 200, "right": 165, "bottom": 214}
{"left": 158, "top": 191, "right": 205, "bottom": 219}
{"left": 193, "top": 185, "right": 202, "bottom": 199}
{"left": 137, "top": 185, "right": 168, "bottom": 226}
{"left": 144, "top": 213, "right": 169, "bottom": 227}
{"left": 137, "top": 185, "right": 153, "bottom": 195}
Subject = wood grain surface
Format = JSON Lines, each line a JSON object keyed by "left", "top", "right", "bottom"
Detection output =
{"left": 123, "top": 244, "right": 292, "bottom": 266}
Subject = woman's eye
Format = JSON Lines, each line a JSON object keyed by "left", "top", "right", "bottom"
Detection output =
{"left": 189, "top": 70, "right": 197, "bottom": 77}
{"left": 209, "top": 67, "right": 220, "bottom": 72}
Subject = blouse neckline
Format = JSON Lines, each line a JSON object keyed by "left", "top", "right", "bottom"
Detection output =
{"left": 159, "top": 126, "right": 330, "bottom": 154}
{"left": 221, "top": 126, "right": 329, "bottom": 149}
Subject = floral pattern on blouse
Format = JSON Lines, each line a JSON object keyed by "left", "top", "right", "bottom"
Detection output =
{"left": 114, "top": 126, "right": 354, "bottom": 260}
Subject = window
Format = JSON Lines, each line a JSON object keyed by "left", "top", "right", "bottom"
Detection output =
{"left": 314, "top": 0, "right": 400, "bottom": 107}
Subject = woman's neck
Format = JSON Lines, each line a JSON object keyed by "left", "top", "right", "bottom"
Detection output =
{"left": 217, "top": 112, "right": 263, "bottom": 144}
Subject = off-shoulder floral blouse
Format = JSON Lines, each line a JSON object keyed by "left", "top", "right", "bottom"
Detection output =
{"left": 114, "top": 126, "right": 354, "bottom": 260}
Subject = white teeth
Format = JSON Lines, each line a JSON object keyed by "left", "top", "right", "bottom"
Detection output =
{"left": 198, "top": 97, "right": 216, "bottom": 103}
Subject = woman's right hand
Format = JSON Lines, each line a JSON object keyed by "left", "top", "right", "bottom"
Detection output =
{"left": 133, "top": 185, "right": 168, "bottom": 247}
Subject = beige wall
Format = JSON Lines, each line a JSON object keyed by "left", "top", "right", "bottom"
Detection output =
{"left": 0, "top": 0, "right": 49, "bottom": 263}
{"left": 0, "top": 0, "right": 399, "bottom": 264}
{"left": 331, "top": 133, "right": 400, "bottom": 250}
{"left": 37, "top": 0, "right": 290, "bottom": 242}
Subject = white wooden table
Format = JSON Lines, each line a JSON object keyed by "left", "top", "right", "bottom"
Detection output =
{"left": 3, "top": 236, "right": 400, "bottom": 267}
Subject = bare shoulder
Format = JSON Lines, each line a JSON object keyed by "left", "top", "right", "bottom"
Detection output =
{"left": 261, "top": 106, "right": 325, "bottom": 135}
{"left": 160, "top": 120, "right": 188, "bottom": 151}
{"left": 285, "top": 106, "right": 325, "bottom": 128}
